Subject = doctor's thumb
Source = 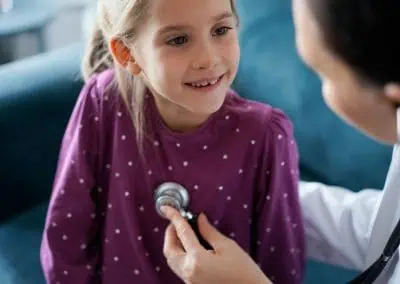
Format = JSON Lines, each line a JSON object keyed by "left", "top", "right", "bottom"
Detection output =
{"left": 197, "top": 213, "right": 229, "bottom": 248}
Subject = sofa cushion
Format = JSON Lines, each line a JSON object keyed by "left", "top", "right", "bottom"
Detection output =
{"left": 0, "top": 203, "right": 47, "bottom": 284}
{"left": 304, "top": 261, "right": 357, "bottom": 284}
{"left": 233, "top": 0, "right": 392, "bottom": 190}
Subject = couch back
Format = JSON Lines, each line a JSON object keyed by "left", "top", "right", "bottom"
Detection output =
{"left": 0, "top": 43, "right": 84, "bottom": 221}
{"left": 233, "top": 0, "right": 392, "bottom": 190}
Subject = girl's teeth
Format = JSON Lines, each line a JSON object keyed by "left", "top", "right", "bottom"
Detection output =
{"left": 190, "top": 78, "right": 219, "bottom": 88}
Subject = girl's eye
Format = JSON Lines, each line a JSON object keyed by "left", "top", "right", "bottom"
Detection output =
{"left": 167, "top": 36, "right": 188, "bottom": 46}
{"left": 213, "top": 26, "right": 232, "bottom": 36}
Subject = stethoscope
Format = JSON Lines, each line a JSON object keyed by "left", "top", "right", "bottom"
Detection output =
{"left": 348, "top": 218, "right": 400, "bottom": 283}
{"left": 154, "top": 182, "right": 213, "bottom": 250}
{"left": 349, "top": 108, "right": 400, "bottom": 283}
{"left": 154, "top": 183, "right": 400, "bottom": 283}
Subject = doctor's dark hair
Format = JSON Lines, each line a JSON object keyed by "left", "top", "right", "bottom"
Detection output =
{"left": 306, "top": 0, "right": 400, "bottom": 86}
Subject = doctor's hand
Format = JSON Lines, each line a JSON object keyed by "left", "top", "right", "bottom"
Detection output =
{"left": 162, "top": 206, "right": 272, "bottom": 284}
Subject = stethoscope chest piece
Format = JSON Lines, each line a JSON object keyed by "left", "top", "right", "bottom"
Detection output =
{"left": 154, "top": 182, "right": 190, "bottom": 218}
{"left": 153, "top": 181, "right": 213, "bottom": 250}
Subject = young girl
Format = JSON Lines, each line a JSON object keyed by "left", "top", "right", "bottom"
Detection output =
{"left": 40, "top": 0, "right": 305, "bottom": 283}
{"left": 161, "top": 0, "right": 400, "bottom": 283}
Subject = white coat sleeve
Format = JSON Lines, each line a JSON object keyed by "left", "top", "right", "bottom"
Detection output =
{"left": 299, "top": 181, "right": 383, "bottom": 270}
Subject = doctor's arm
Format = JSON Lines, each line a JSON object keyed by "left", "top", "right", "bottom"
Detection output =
{"left": 300, "top": 181, "right": 382, "bottom": 270}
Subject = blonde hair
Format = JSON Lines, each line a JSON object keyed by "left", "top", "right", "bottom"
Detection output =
{"left": 81, "top": 0, "right": 238, "bottom": 149}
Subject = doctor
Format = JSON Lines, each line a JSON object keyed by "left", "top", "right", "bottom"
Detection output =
{"left": 161, "top": 0, "right": 400, "bottom": 283}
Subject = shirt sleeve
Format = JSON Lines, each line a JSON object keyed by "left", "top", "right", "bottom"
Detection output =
{"left": 40, "top": 75, "right": 103, "bottom": 284}
{"left": 253, "top": 108, "right": 305, "bottom": 284}
{"left": 300, "top": 181, "right": 382, "bottom": 270}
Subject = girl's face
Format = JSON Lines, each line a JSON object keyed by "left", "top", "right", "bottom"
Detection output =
{"left": 132, "top": 0, "right": 240, "bottom": 132}
{"left": 292, "top": 0, "right": 398, "bottom": 144}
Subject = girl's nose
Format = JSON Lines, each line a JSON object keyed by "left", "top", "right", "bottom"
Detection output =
{"left": 192, "top": 43, "right": 219, "bottom": 70}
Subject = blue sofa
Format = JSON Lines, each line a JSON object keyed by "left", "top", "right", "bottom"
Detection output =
{"left": 0, "top": 43, "right": 84, "bottom": 284}
{"left": 0, "top": 0, "right": 393, "bottom": 283}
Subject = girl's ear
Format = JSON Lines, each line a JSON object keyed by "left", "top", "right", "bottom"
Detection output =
{"left": 384, "top": 83, "right": 400, "bottom": 105}
{"left": 110, "top": 38, "right": 142, "bottom": 75}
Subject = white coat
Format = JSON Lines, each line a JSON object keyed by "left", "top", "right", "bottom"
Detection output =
{"left": 301, "top": 111, "right": 400, "bottom": 283}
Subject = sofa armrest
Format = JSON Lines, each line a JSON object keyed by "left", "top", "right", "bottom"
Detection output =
{"left": 0, "top": 43, "right": 83, "bottom": 222}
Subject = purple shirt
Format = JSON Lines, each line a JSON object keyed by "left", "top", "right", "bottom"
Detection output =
{"left": 41, "top": 69, "right": 305, "bottom": 284}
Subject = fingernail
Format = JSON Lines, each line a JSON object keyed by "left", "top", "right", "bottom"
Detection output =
{"left": 160, "top": 206, "right": 169, "bottom": 215}
{"left": 199, "top": 213, "right": 208, "bottom": 222}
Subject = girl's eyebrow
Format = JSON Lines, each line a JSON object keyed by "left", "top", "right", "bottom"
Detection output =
{"left": 157, "top": 12, "right": 234, "bottom": 36}
{"left": 213, "top": 12, "right": 234, "bottom": 22}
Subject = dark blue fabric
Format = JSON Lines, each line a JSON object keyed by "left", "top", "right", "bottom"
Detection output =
{"left": 0, "top": 43, "right": 83, "bottom": 222}
{"left": 0, "top": 204, "right": 47, "bottom": 284}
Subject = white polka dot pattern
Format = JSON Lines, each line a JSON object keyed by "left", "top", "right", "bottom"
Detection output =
{"left": 40, "top": 77, "right": 304, "bottom": 283}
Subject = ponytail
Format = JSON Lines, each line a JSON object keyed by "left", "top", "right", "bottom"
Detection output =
{"left": 81, "top": 22, "right": 114, "bottom": 82}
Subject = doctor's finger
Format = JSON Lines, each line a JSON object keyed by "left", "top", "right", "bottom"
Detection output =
{"left": 163, "top": 224, "right": 185, "bottom": 259}
{"left": 161, "top": 206, "right": 203, "bottom": 253}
